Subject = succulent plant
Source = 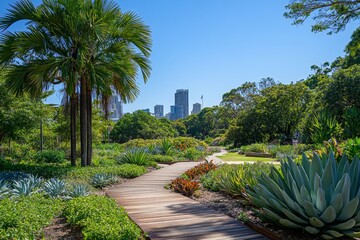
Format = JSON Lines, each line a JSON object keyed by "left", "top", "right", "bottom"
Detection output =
{"left": 11, "top": 175, "right": 42, "bottom": 197}
{"left": 43, "top": 178, "right": 68, "bottom": 199}
{"left": 69, "top": 184, "right": 90, "bottom": 198}
{"left": 90, "top": 173, "right": 118, "bottom": 188}
{"left": 247, "top": 152, "right": 360, "bottom": 239}
{"left": 0, "top": 180, "right": 9, "bottom": 199}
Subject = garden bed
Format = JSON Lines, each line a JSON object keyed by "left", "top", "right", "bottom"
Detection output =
{"left": 190, "top": 189, "right": 327, "bottom": 240}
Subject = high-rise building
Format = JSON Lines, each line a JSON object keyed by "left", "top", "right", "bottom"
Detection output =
{"left": 141, "top": 108, "right": 150, "bottom": 114}
{"left": 191, "top": 103, "right": 201, "bottom": 114}
{"left": 154, "top": 105, "right": 164, "bottom": 118}
{"left": 109, "top": 95, "right": 123, "bottom": 121}
{"left": 174, "top": 89, "right": 189, "bottom": 120}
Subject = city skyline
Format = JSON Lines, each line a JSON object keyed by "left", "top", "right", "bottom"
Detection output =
{"left": 2, "top": 0, "right": 357, "bottom": 113}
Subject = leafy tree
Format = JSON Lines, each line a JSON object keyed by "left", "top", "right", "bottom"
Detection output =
{"left": 285, "top": 0, "right": 360, "bottom": 34}
{"left": 324, "top": 64, "right": 360, "bottom": 118}
{"left": 110, "top": 111, "right": 175, "bottom": 143}
{"left": 0, "top": 71, "right": 42, "bottom": 155}
{"left": 172, "top": 120, "right": 187, "bottom": 136}
{"left": 0, "top": 0, "right": 151, "bottom": 166}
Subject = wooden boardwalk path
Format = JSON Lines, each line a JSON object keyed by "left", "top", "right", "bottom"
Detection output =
{"left": 106, "top": 160, "right": 267, "bottom": 240}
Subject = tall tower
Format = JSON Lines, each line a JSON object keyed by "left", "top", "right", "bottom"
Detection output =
{"left": 109, "top": 94, "right": 123, "bottom": 121}
{"left": 174, "top": 89, "right": 189, "bottom": 119}
{"left": 154, "top": 105, "right": 164, "bottom": 118}
{"left": 191, "top": 103, "right": 201, "bottom": 114}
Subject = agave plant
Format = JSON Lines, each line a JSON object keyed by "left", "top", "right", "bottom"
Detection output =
{"left": 11, "top": 175, "right": 42, "bottom": 197}
{"left": 118, "top": 149, "right": 150, "bottom": 166}
{"left": 247, "top": 152, "right": 360, "bottom": 239}
{"left": 69, "top": 184, "right": 90, "bottom": 198}
{"left": 43, "top": 178, "right": 68, "bottom": 199}
{"left": 0, "top": 180, "right": 9, "bottom": 199}
{"left": 90, "top": 173, "right": 118, "bottom": 188}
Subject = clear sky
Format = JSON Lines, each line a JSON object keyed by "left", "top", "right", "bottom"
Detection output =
{"left": 0, "top": 0, "right": 358, "bottom": 114}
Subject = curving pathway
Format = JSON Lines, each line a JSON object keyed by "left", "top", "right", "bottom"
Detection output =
{"left": 106, "top": 155, "right": 267, "bottom": 240}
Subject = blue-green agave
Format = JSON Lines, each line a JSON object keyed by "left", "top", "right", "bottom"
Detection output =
{"left": 247, "top": 152, "right": 360, "bottom": 239}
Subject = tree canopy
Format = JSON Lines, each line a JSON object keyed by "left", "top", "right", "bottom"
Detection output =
{"left": 285, "top": 0, "right": 360, "bottom": 34}
{"left": 110, "top": 111, "right": 176, "bottom": 143}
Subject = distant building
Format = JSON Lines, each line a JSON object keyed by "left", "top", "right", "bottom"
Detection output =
{"left": 109, "top": 95, "right": 124, "bottom": 121}
{"left": 191, "top": 103, "right": 201, "bottom": 114}
{"left": 173, "top": 89, "right": 189, "bottom": 120}
{"left": 141, "top": 108, "right": 150, "bottom": 114}
{"left": 154, "top": 105, "right": 164, "bottom": 118}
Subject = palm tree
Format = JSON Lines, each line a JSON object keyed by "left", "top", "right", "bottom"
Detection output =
{"left": 0, "top": 0, "right": 152, "bottom": 166}
{"left": 0, "top": 0, "right": 86, "bottom": 166}
{"left": 75, "top": 0, "right": 152, "bottom": 166}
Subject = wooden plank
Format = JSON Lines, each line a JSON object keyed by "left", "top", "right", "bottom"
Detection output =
{"left": 105, "top": 161, "right": 267, "bottom": 240}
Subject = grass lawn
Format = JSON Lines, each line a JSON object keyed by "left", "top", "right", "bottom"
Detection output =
{"left": 218, "top": 152, "right": 276, "bottom": 162}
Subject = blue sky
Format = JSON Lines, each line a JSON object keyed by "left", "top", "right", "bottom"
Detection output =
{"left": 0, "top": 0, "right": 358, "bottom": 114}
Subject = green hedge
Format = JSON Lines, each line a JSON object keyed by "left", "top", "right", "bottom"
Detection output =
{"left": 64, "top": 195, "right": 142, "bottom": 240}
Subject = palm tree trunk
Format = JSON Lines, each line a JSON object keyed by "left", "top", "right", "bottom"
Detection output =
{"left": 70, "top": 93, "right": 78, "bottom": 166}
{"left": 80, "top": 76, "right": 87, "bottom": 167}
{"left": 86, "top": 89, "right": 92, "bottom": 166}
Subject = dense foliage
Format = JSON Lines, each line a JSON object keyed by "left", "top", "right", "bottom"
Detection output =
{"left": 110, "top": 111, "right": 176, "bottom": 143}
{"left": 0, "top": 195, "right": 63, "bottom": 239}
{"left": 64, "top": 195, "right": 142, "bottom": 240}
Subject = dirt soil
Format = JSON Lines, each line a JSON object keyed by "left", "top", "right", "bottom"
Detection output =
{"left": 42, "top": 217, "right": 83, "bottom": 240}
{"left": 190, "top": 189, "right": 336, "bottom": 240}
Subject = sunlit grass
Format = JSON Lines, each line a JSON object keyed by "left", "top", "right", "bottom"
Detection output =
{"left": 218, "top": 152, "right": 276, "bottom": 162}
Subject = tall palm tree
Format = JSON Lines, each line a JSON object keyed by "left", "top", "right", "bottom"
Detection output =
{"left": 0, "top": 0, "right": 152, "bottom": 166}
{"left": 76, "top": 0, "right": 152, "bottom": 166}
{"left": 0, "top": 0, "right": 86, "bottom": 166}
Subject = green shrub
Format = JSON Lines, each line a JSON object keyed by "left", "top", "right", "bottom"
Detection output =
{"left": 148, "top": 154, "right": 175, "bottom": 163}
{"left": 240, "top": 143, "right": 268, "bottom": 153}
{"left": 0, "top": 195, "right": 63, "bottom": 239}
{"left": 172, "top": 137, "right": 208, "bottom": 150}
{"left": 217, "top": 163, "right": 271, "bottom": 200}
{"left": 182, "top": 147, "right": 204, "bottom": 161}
{"left": 0, "top": 161, "right": 147, "bottom": 181}
{"left": 343, "top": 138, "right": 360, "bottom": 159}
{"left": 121, "top": 137, "right": 208, "bottom": 151}
{"left": 200, "top": 169, "right": 222, "bottom": 192}
{"left": 118, "top": 149, "right": 154, "bottom": 166}
{"left": 248, "top": 152, "right": 360, "bottom": 239}
{"left": 121, "top": 139, "right": 158, "bottom": 149}
{"left": 34, "top": 150, "right": 65, "bottom": 164}
{"left": 66, "top": 164, "right": 147, "bottom": 182}
{"left": 160, "top": 138, "right": 174, "bottom": 155}
{"left": 64, "top": 195, "right": 142, "bottom": 240}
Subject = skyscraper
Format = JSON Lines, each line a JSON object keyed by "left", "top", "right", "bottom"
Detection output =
{"left": 174, "top": 89, "right": 189, "bottom": 119}
{"left": 191, "top": 103, "right": 201, "bottom": 114}
{"left": 154, "top": 105, "right": 164, "bottom": 118}
{"left": 109, "top": 95, "right": 123, "bottom": 121}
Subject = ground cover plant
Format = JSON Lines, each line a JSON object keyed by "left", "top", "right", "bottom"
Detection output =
{"left": 64, "top": 195, "right": 142, "bottom": 239}
{"left": 247, "top": 152, "right": 360, "bottom": 239}
{"left": 0, "top": 195, "right": 63, "bottom": 239}
{"left": 201, "top": 163, "right": 272, "bottom": 200}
